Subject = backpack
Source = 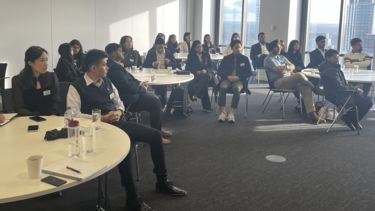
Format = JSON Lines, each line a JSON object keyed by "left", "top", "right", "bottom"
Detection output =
{"left": 166, "top": 87, "right": 185, "bottom": 116}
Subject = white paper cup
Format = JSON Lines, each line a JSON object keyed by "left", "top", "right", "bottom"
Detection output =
{"left": 26, "top": 155, "right": 43, "bottom": 179}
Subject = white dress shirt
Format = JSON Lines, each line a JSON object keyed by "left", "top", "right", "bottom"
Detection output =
{"left": 66, "top": 73, "right": 124, "bottom": 117}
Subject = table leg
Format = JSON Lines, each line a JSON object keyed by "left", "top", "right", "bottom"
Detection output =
{"left": 96, "top": 173, "right": 109, "bottom": 211}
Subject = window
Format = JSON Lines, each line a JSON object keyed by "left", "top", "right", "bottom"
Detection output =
{"left": 305, "top": 0, "right": 342, "bottom": 52}
{"left": 219, "top": 0, "right": 243, "bottom": 46}
{"left": 341, "top": 0, "right": 375, "bottom": 55}
{"left": 246, "top": 0, "right": 261, "bottom": 48}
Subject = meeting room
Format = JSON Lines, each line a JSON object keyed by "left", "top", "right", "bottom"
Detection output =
{"left": 1, "top": 0, "right": 375, "bottom": 210}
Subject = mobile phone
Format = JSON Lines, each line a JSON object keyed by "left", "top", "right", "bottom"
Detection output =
{"left": 30, "top": 116, "right": 46, "bottom": 122}
{"left": 41, "top": 176, "right": 67, "bottom": 187}
{"left": 27, "top": 125, "right": 39, "bottom": 132}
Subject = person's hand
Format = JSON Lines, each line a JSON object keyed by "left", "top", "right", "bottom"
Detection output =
{"left": 152, "top": 61, "right": 159, "bottom": 68}
{"left": 139, "top": 81, "right": 149, "bottom": 90}
{"left": 355, "top": 87, "right": 364, "bottom": 95}
{"left": 227, "top": 75, "right": 239, "bottom": 82}
{"left": 202, "top": 69, "right": 208, "bottom": 74}
{"left": 101, "top": 111, "right": 121, "bottom": 123}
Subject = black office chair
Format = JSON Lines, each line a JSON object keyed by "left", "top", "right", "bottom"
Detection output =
{"left": 262, "top": 70, "right": 302, "bottom": 118}
{"left": 58, "top": 82, "right": 71, "bottom": 113}
{"left": 2, "top": 88, "right": 14, "bottom": 113}
{"left": 0, "top": 63, "right": 7, "bottom": 91}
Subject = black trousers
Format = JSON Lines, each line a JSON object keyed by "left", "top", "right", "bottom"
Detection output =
{"left": 128, "top": 93, "right": 162, "bottom": 130}
{"left": 115, "top": 120, "right": 167, "bottom": 202}
{"left": 154, "top": 85, "right": 167, "bottom": 107}
{"left": 188, "top": 73, "right": 211, "bottom": 109}
{"left": 340, "top": 93, "right": 373, "bottom": 124}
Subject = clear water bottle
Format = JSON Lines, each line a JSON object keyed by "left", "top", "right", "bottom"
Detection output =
{"left": 64, "top": 107, "right": 76, "bottom": 128}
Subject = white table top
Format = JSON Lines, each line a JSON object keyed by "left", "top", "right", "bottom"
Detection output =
{"left": 131, "top": 68, "right": 194, "bottom": 85}
{"left": 0, "top": 116, "right": 130, "bottom": 203}
{"left": 174, "top": 53, "right": 224, "bottom": 61}
{"left": 302, "top": 68, "right": 375, "bottom": 83}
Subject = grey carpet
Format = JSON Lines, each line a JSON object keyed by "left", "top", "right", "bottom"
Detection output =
{"left": 1, "top": 84, "right": 375, "bottom": 211}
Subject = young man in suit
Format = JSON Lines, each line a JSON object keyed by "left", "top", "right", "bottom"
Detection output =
{"left": 307, "top": 35, "right": 326, "bottom": 68}
{"left": 66, "top": 49, "right": 187, "bottom": 211}
{"left": 250, "top": 32, "right": 270, "bottom": 69}
{"left": 320, "top": 49, "right": 373, "bottom": 131}
{"left": 105, "top": 43, "right": 172, "bottom": 144}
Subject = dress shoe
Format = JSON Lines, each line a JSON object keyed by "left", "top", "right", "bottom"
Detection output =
{"left": 161, "top": 128, "right": 172, "bottom": 138}
{"left": 162, "top": 138, "right": 172, "bottom": 145}
{"left": 126, "top": 200, "right": 154, "bottom": 211}
{"left": 156, "top": 180, "right": 187, "bottom": 197}
{"left": 341, "top": 116, "right": 355, "bottom": 131}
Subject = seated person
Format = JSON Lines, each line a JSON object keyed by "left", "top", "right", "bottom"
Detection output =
{"left": 203, "top": 34, "right": 219, "bottom": 54}
{"left": 0, "top": 114, "right": 5, "bottom": 123}
{"left": 344, "top": 38, "right": 372, "bottom": 95}
{"left": 12, "top": 46, "right": 61, "bottom": 116}
{"left": 307, "top": 35, "right": 326, "bottom": 68}
{"left": 55, "top": 43, "right": 81, "bottom": 82}
{"left": 70, "top": 39, "right": 86, "bottom": 73}
{"left": 180, "top": 32, "right": 192, "bottom": 53}
{"left": 217, "top": 40, "right": 252, "bottom": 123}
{"left": 186, "top": 40, "right": 213, "bottom": 112}
{"left": 120, "top": 35, "right": 142, "bottom": 68}
{"left": 250, "top": 32, "right": 270, "bottom": 69}
{"left": 285, "top": 40, "right": 305, "bottom": 72}
{"left": 264, "top": 40, "right": 321, "bottom": 123}
{"left": 223, "top": 33, "right": 241, "bottom": 56}
{"left": 105, "top": 43, "right": 172, "bottom": 144}
{"left": 166, "top": 34, "right": 180, "bottom": 54}
{"left": 321, "top": 49, "right": 373, "bottom": 130}
{"left": 66, "top": 49, "right": 187, "bottom": 211}
{"left": 143, "top": 37, "right": 177, "bottom": 107}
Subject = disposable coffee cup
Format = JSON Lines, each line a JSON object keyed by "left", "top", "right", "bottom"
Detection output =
{"left": 26, "top": 155, "right": 43, "bottom": 179}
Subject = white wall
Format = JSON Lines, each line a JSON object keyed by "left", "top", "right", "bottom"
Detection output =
{"left": 0, "top": 0, "right": 187, "bottom": 88}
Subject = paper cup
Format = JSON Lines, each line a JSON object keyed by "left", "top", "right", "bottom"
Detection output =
{"left": 26, "top": 155, "right": 43, "bottom": 179}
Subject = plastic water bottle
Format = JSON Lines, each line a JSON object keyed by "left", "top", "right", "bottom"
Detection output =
{"left": 64, "top": 107, "right": 75, "bottom": 128}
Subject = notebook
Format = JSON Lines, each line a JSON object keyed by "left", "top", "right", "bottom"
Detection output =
{"left": 42, "top": 158, "right": 107, "bottom": 181}
{"left": 0, "top": 113, "right": 17, "bottom": 126}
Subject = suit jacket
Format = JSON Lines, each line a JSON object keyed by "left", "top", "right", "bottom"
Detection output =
{"left": 250, "top": 42, "right": 270, "bottom": 69}
{"left": 122, "top": 49, "right": 142, "bottom": 68}
{"left": 218, "top": 53, "right": 253, "bottom": 84}
{"left": 55, "top": 58, "right": 81, "bottom": 82}
{"left": 320, "top": 61, "right": 355, "bottom": 105}
{"left": 143, "top": 48, "right": 177, "bottom": 69}
{"left": 107, "top": 59, "right": 145, "bottom": 106}
{"left": 185, "top": 52, "right": 213, "bottom": 75}
{"left": 307, "top": 48, "right": 325, "bottom": 68}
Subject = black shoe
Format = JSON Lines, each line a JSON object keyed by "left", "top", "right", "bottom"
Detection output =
{"left": 126, "top": 200, "right": 154, "bottom": 211}
{"left": 353, "top": 122, "right": 363, "bottom": 130}
{"left": 341, "top": 116, "right": 355, "bottom": 131}
{"left": 156, "top": 180, "right": 187, "bottom": 197}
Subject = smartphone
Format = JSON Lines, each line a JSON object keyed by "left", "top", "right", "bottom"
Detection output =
{"left": 41, "top": 176, "right": 67, "bottom": 187}
{"left": 30, "top": 116, "right": 46, "bottom": 122}
{"left": 27, "top": 125, "right": 39, "bottom": 132}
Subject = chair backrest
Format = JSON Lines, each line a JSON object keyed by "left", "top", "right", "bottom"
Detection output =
{"left": 0, "top": 63, "right": 7, "bottom": 90}
{"left": 264, "top": 69, "right": 276, "bottom": 90}
{"left": 59, "top": 82, "right": 71, "bottom": 113}
{"left": 2, "top": 88, "right": 14, "bottom": 113}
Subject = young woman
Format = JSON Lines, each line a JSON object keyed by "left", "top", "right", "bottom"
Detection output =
{"left": 223, "top": 33, "right": 241, "bottom": 56}
{"left": 180, "top": 32, "right": 192, "bottom": 53}
{"left": 69, "top": 39, "right": 85, "bottom": 73}
{"left": 119, "top": 35, "right": 142, "bottom": 68}
{"left": 166, "top": 34, "right": 180, "bottom": 54}
{"left": 55, "top": 43, "right": 81, "bottom": 82}
{"left": 202, "top": 34, "right": 219, "bottom": 54}
{"left": 12, "top": 46, "right": 61, "bottom": 116}
{"left": 285, "top": 40, "right": 305, "bottom": 72}
{"left": 186, "top": 40, "right": 213, "bottom": 111}
{"left": 217, "top": 40, "right": 252, "bottom": 123}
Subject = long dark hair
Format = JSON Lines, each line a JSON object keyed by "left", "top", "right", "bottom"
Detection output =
{"left": 203, "top": 34, "right": 211, "bottom": 45}
{"left": 183, "top": 32, "right": 191, "bottom": 42}
{"left": 69, "top": 39, "right": 83, "bottom": 55}
{"left": 120, "top": 35, "right": 132, "bottom": 51}
{"left": 20, "top": 46, "right": 48, "bottom": 86}
{"left": 58, "top": 43, "right": 73, "bottom": 61}
{"left": 190, "top": 40, "right": 201, "bottom": 55}
{"left": 230, "top": 33, "right": 240, "bottom": 42}
{"left": 287, "top": 40, "right": 300, "bottom": 55}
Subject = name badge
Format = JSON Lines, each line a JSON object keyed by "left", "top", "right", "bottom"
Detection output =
{"left": 110, "top": 93, "right": 115, "bottom": 100}
{"left": 43, "top": 90, "right": 51, "bottom": 96}
{"left": 240, "top": 63, "right": 245, "bottom": 67}
{"left": 129, "top": 59, "right": 134, "bottom": 63}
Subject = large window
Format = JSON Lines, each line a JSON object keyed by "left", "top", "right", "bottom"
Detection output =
{"left": 218, "top": 0, "right": 261, "bottom": 48}
{"left": 305, "top": 0, "right": 341, "bottom": 52}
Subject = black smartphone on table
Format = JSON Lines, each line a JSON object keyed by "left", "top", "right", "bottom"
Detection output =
{"left": 30, "top": 116, "right": 46, "bottom": 122}
{"left": 27, "top": 125, "right": 39, "bottom": 132}
{"left": 41, "top": 176, "right": 67, "bottom": 187}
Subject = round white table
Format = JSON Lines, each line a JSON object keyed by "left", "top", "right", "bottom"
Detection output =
{"left": 132, "top": 68, "right": 194, "bottom": 85}
{"left": 302, "top": 68, "right": 375, "bottom": 83}
{"left": 0, "top": 116, "right": 130, "bottom": 205}
{"left": 174, "top": 53, "right": 224, "bottom": 61}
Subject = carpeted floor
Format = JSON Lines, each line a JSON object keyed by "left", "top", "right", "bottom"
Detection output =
{"left": 1, "top": 84, "right": 375, "bottom": 211}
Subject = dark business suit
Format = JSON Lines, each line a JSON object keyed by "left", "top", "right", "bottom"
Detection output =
{"left": 320, "top": 62, "right": 373, "bottom": 124}
{"left": 185, "top": 52, "right": 213, "bottom": 109}
{"left": 307, "top": 48, "right": 325, "bottom": 68}
{"left": 250, "top": 42, "right": 270, "bottom": 69}
{"left": 107, "top": 59, "right": 162, "bottom": 130}
{"left": 143, "top": 48, "right": 177, "bottom": 107}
